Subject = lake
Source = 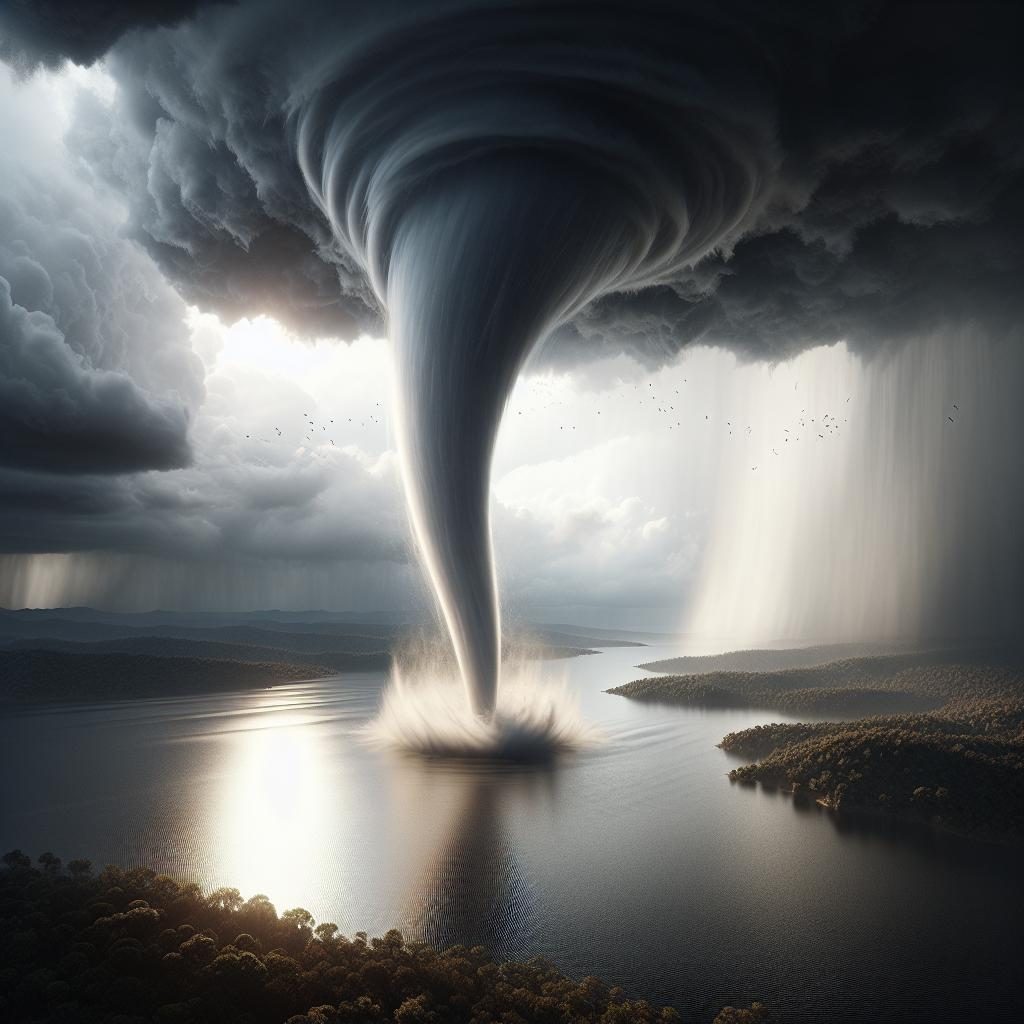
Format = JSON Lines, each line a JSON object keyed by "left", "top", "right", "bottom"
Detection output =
{"left": 1, "top": 643, "right": 1020, "bottom": 1022}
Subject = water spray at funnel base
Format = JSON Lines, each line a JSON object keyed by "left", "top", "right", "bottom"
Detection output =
{"left": 363, "top": 660, "right": 603, "bottom": 761}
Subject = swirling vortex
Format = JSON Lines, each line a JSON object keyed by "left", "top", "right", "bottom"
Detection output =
{"left": 292, "top": 2, "right": 777, "bottom": 716}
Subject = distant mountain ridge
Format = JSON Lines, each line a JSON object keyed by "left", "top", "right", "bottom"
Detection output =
{"left": 4, "top": 635, "right": 391, "bottom": 672}
{"left": 0, "top": 607, "right": 415, "bottom": 628}
{"left": 0, "top": 607, "right": 647, "bottom": 705}
{"left": 0, "top": 607, "right": 643, "bottom": 654}
{"left": 0, "top": 650, "right": 332, "bottom": 704}
{"left": 640, "top": 641, "right": 957, "bottom": 676}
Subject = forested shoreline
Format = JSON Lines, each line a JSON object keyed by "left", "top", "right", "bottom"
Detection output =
{"left": 0, "top": 651, "right": 337, "bottom": 705}
{"left": 611, "top": 653, "right": 1024, "bottom": 841}
{"left": 721, "top": 693, "right": 1024, "bottom": 841}
{"left": 0, "top": 852, "right": 766, "bottom": 1024}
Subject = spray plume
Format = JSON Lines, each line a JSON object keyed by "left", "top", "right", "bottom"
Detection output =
{"left": 292, "top": 8, "right": 773, "bottom": 714}
{"left": 364, "top": 659, "right": 601, "bottom": 761}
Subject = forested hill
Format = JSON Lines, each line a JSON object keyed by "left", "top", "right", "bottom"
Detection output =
{"left": 0, "top": 851, "right": 766, "bottom": 1024}
{"left": 608, "top": 649, "right": 1020, "bottom": 716}
{"left": 0, "top": 609, "right": 627, "bottom": 705}
{"left": 0, "top": 651, "right": 333, "bottom": 705}
{"left": 638, "top": 643, "right": 963, "bottom": 677}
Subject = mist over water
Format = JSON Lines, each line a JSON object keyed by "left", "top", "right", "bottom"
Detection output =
{"left": 686, "top": 332, "right": 1024, "bottom": 646}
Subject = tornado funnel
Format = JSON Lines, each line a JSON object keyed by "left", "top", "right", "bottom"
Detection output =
{"left": 387, "top": 159, "right": 642, "bottom": 715}
{"left": 293, "top": 8, "right": 771, "bottom": 717}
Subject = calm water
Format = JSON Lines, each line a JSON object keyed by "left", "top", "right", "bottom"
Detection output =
{"left": 1, "top": 643, "right": 1020, "bottom": 1022}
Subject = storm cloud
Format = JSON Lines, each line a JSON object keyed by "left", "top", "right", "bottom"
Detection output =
{"left": 0, "top": 67, "right": 202, "bottom": 474}
{"left": 1, "top": 2, "right": 1018, "bottom": 363}
{"left": 0, "top": 1, "right": 222, "bottom": 71}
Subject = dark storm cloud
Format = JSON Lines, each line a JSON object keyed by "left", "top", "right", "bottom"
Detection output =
{"left": 0, "top": 1, "right": 227, "bottom": 70}
{"left": 0, "top": 448, "right": 407, "bottom": 564}
{"left": 0, "top": 72, "right": 203, "bottom": 474}
{"left": 548, "top": 2, "right": 1024, "bottom": 366}
{"left": 6, "top": 2, "right": 1023, "bottom": 360}
{"left": 0, "top": 280, "right": 192, "bottom": 472}
{"left": 19, "top": 1, "right": 1016, "bottom": 367}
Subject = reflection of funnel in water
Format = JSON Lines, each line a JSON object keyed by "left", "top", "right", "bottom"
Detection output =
{"left": 364, "top": 660, "right": 601, "bottom": 761}
{"left": 401, "top": 770, "right": 544, "bottom": 960}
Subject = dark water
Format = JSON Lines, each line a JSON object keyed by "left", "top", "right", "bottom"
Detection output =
{"left": 1, "top": 644, "right": 1020, "bottom": 1022}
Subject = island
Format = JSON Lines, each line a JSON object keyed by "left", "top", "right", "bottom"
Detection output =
{"left": 609, "top": 650, "right": 1024, "bottom": 842}
{"left": 604, "top": 651, "right": 973, "bottom": 716}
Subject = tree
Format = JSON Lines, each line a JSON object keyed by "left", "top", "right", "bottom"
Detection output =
{"left": 38, "top": 851, "right": 62, "bottom": 873}
{"left": 713, "top": 1002, "right": 769, "bottom": 1024}
{"left": 3, "top": 848, "right": 31, "bottom": 869}
{"left": 68, "top": 858, "right": 93, "bottom": 877}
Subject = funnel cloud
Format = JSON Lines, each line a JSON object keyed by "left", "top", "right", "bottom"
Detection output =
{"left": 283, "top": 7, "right": 777, "bottom": 711}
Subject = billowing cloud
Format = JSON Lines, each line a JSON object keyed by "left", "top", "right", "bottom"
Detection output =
{"left": 0, "top": 302, "right": 406, "bottom": 564}
{"left": 0, "top": 67, "right": 203, "bottom": 473}
{"left": 0, "top": 2, "right": 1014, "bottom": 367}
{"left": 0, "top": 1, "right": 220, "bottom": 71}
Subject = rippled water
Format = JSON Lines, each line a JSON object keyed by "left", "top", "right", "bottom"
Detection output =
{"left": 1, "top": 644, "right": 1021, "bottom": 1022}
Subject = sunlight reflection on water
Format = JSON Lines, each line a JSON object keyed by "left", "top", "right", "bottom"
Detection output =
{"left": 214, "top": 716, "right": 347, "bottom": 914}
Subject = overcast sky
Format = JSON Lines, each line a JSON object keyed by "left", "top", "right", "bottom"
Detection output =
{"left": 1, "top": 4, "right": 1022, "bottom": 643}
{"left": 0, "top": 57, "right": 710, "bottom": 625}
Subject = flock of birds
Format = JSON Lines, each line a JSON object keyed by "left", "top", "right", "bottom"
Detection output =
{"left": 503, "top": 373, "right": 863, "bottom": 471}
{"left": 239, "top": 370, "right": 962, "bottom": 474}
{"left": 243, "top": 406, "right": 387, "bottom": 452}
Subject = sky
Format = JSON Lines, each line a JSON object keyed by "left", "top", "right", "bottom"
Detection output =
{"left": 0, "top": 60, "right": 703, "bottom": 623}
{"left": 0, "top": 2, "right": 1022, "bottom": 645}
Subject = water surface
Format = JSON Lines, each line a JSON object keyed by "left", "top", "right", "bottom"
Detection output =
{"left": 2, "top": 643, "right": 1020, "bottom": 1022}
